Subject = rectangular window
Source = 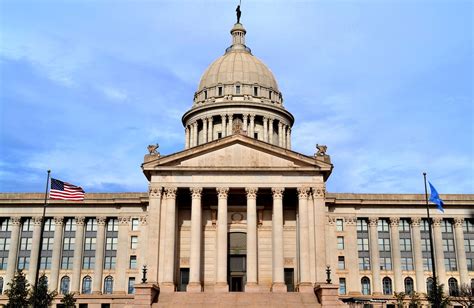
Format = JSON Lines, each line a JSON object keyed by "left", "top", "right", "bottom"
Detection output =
{"left": 131, "top": 218, "right": 139, "bottom": 231}
{"left": 359, "top": 257, "right": 370, "bottom": 270}
{"left": 421, "top": 239, "right": 431, "bottom": 252}
{"left": 465, "top": 239, "right": 474, "bottom": 252}
{"left": 269, "top": 91, "right": 272, "bottom": 99}
{"left": 253, "top": 86, "right": 258, "bottom": 96}
{"left": 399, "top": 219, "right": 410, "bottom": 232}
{"left": 337, "top": 237, "right": 344, "bottom": 250}
{"left": 378, "top": 238, "right": 391, "bottom": 251}
{"left": 401, "top": 257, "right": 414, "bottom": 271}
{"left": 378, "top": 219, "right": 389, "bottom": 232}
{"left": 22, "top": 219, "right": 33, "bottom": 232}
{"left": 463, "top": 220, "right": 474, "bottom": 233}
{"left": 106, "top": 237, "right": 118, "bottom": 250}
{"left": 444, "top": 258, "right": 457, "bottom": 271}
{"left": 380, "top": 257, "right": 392, "bottom": 270}
{"left": 336, "top": 219, "right": 344, "bottom": 231}
{"left": 338, "top": 256, "right": 345, "bottom": 270}
{"left": 42, "top": 237, "right": 54, "bottom": 250}
{"left": 0, "top": 219, "right": 11, "bottom": 231}
{"left": 40, "top": 256, "right": 51, "bottom": 269}
{"left": 423, "top": 258, "right": 433, "bottom": 271}
{"left": 107, "top": 219, "right": 118, "bottom": 232}
{"left": 467, "top": 258, "right": 473, "bottom": 271}
{"left": 420, "top": 219, "right": 430, "bottom": 232}
{"left": 104, "top": 256, "right": 116, "bottom": 269}
{"left": 20, "top": 237, "right": 32, "bottom": 250}
{"left": 254, "top": 133, "right": 258, "bottom": 139}
{"left": 358, "top": 238, "right": 369, "bottom": 251}
{"left": 84, "top": 237, "right": 96, "bottom": 250}
{"left": 357, "top": 219, "right": 368, "bottom": 232}
{"left": 61, "top": 256, "right": 73, "bottom": 269}
{"left": 339, "top": 278, "right": 346, "bottom": 295}
{"left": 441, "top": 220, "right": 453, "bottom": 233}
{"left": 86, "top": 218, "right": 97, "bottom": 231}
{"left": 130, "top": 255, "right": 137, "bottom": 269}
{"left": 235, "top": 85, "right": 240, "bottom": 94}
{"left": 218, "top": 86, "right": 223, "bottom": 96}
{"left": 83, "top": 256, "right": 95, "bottom": 269}
{"left": 43, "top": 218, "right": 55, "bottom": 232}
{"left": 217, "top": 132, "right": 222, "bottom": 139}
{"left": 0, "top": 257, "right": 7, "bottom": 270}
{"left": 0, "top": 238, "right": 11, "bottom": 251}
{"left": 63, "top": 237, "right": 75, "bottom": 250}
{"left": 128, "top": 277, "right": 136, "bottom": 294}
{"left": 443, "top": 239, "right": 455, "bottom": 252}
{"left": 131, "top": 236, "right": 138, "bottom": 250}
{"left": 17, "top": 256, "right": 30, "bottom": 270}
{"left": 64, "top": 219, "right": 76, "bottom": 232}
{"left": 204, "top": 90, "right": 207, "bottom": 99}
{"left": 400, "top": 238, "right": 412, "bottom": 251}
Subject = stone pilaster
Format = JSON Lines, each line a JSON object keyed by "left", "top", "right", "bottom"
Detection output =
{"left": 202, "top": 118, "right": 208, "bottom": 144}
{"left": 5, "top": 217, "right": 21, "bottom": 286}
{"left": 162, "top": 187, "right": 178, "bottom": 292}
{"left": 245, "top": 187, "right": 258, "bottom": 292}
{"left": 263, "top": 117, "right": 268, "bottom": 142}
{"left": 345, "top": 216, "right": 359, "bottom": 295}
{"left": 215, "top": 187, "right": 229, "bottom": 292}
{"left": 308, "top": 192, "right": 316, "bottom": 284}
{"left": 432, "top": 217, "right": 446, "bottom": 285}
{"left": 193, "top": 122, "right": 198, "bottom": 146}
{"left": 227, "top": 114, "right": 233, "bottom": 136}
{"left": 312, "top": 185, "right": 327, "bottom": 283}
{"left": 185, "top": 126, "right": 190, "bottom": 149}
{"left": 368, "top": 217, "right": 381, "bottom": 294}
{"left": 390, "top": 217, "right": 403, "bottom": 292}
{"left": 93, "top": 216, "right": 107, "bottom": 294}
{"left": 297, "top": 187, "right": 312, "bottom": 292}
{"left": 411, "top": 217, "right": 425, "bottom": 293}
{"left": 271, "top": 188, "right": 286, "bottom": 292}
{"left": 187, "top": 187, "right": 203, "bottom": 292}
{"left": 286, "top": 127, "right": 291, "bottom": 149}
{"left": 28, "top": 216, "right": 43, "bottom": 283}
{"left": 148, "top": 185, "right": 162, "bottom": 283}
{"left": 221, "top": 114, "right": 227, "bottom": 137}
{"left": 208, "top": 116, "right": 213, "bottom": 141}
{"left": 243, "top": 114, "right": 248, "bottom": 133}
{"left": 249, "top": 114, "right": 255, "bottom": 138}
{"left": 454, "top": 217, "right": 469, "bottom": 285}
{"left": 115, "top": 216, "right": 130, "bottom": 294}
{"left": 71, "top": 216, "right": 85, "bottom": 292}
{"left": 268, "top": 118, "right": 274, "bottom": 144}
{"left": 49, "top": 216, "right": 64, "bottom": 292}
{"left": 278, "top": 122, "right": 283, "bottom": 147}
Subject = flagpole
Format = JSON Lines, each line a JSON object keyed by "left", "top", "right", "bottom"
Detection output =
{"left": 35, "top": 170, "right": 50, "bottom": 288}
{"left": 424, "top": 172, "right": 439, "bottom": 308}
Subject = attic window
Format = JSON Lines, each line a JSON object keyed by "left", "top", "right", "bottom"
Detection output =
{"left": 254, "top": 133, "right": 258, "bottom": 139}
{"left": 218, "top": 87, "right": 223, "bottom": 96}
{"left": 253, "top": 87, "right": 258, "bottom": 96}
{"left": 204, "top": 90, "right": 207, "bottom": 99}
{"left": 269, "top": 91, "right": 272, "bottom": 100}
{"left": 235, "top": 85, "right": 241, "bottom": 95}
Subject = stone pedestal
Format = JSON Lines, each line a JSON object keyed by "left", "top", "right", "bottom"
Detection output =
{"left": 214, "top": 282, "right": 229, "bottom": 293}
{"left": 245, "top": 282, "right": 260, "bottom": 293}
{"left": 314, "top": 284, "right": 344, "bottom": 307}
{"left": 298, "top": 282, "right": 314, "bottom": 293}
{"left": 272, "top": 282, "right": 287, "bottom": 293}
{"left": 134, "top": 283, "right": 160, "bottom": 307}
{"left": 159, "top": 282, "right": 175, "bottom": 293}
{"left": 186, "top": 282, "right": 202, "bottom": 293}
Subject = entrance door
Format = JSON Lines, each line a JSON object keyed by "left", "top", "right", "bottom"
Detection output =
{"left": 228, "top": 232, "right": 247, "bottom": 292}
{"left": 284, "top": 268, "right": 295, "bottom": 292}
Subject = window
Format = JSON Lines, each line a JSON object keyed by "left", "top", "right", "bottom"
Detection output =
{"left": 42, "top": 237, "right": 54, "bottom": 250}
{"left": 426, "top": 277, "right": 434, "bottom": 294}
{"left": 421, "top": 219, "right": 430, "bottom": 232}
{"left": 404, "top": 277, "right": 414, "bottom": 294}
{"left": 399, "top": 219, "right": 410, "bottom": 232}
{"left": 382, "top": 277, "right": 392, "bottom": 295}
{"left": 131, "top": 218, "right": 139, "bottom": 231}
{"left": 441, "top": 220, "right": 453, "bottom": 233}
{"left": 218, "top": 86, "right": 223, "bottom": 96}
{"left": 63, "top": 237, "right": 75, "bottom": 250}
{"left": 337, "top": 237, "right": 344, "bottom": 250}
{"left": 378, "top": 238, "right": 391, "bottom": 251}
{"left": 106, "top": 237, "right": 118, "bottom": 250}
{"left": 358, "top": 238, "right": 369, "bottom": 251}
{"left": 401, "top": 257, "right": 413, "bottom": 271}
{"left": 0, "top": 277, "right": 3, "bottom": 294}
{"left": 380, "top": 257, "right": 392, "bottom": 270}
{"left": 235, "top": 85, "right": 240, "bottom": 94}
{"left": 378, "top": 219, "right": 389, "bottom": 232}
{"left": 423, "top": 258, "right": 433, "bottom": 271}
{"left": 82, "top": 276, "right": 92, "bottom": 294}
{"left": 361, "top": 277, "right": 371, "bottom": 295}
{"left": 64, "top": 219, "right": 76, "bottom": 232}
{"left": 0, "top": 257, "right": 8, "bottom": 270}
{"left": 104, "top": 256, "right": 116, "bottom": 269}
{"left": 467, "top": 258, "right": 473, "bottom": 271}
{"left": 338, "top": 256, "right": 345, "bottom": 270}
{"left": 463, "top": 220, "right": 474, "bottom": 233}
{"left": 421, "top": 239, "right": 431, "bottom": 252}
{"left": 40, "top": 256, "right": 51, "bottom": 269}
{"left": 400, "top": 238, "right": 412, "bottom": 251}
{"left": 359, "top": 257, "right": 370, "bottom": 270}
{"left": 253, "top": 86, "right": 258, "bottom": 96}
{"left": 445, "top": 258, "right": 457, "bottom": 271}
{"left": 104, "top": 276, "right": 113, "bottom": 294}
{"left": 20, "top": 238, "right": 32, "bottom": 250}
{"left": 22, "top": 219, "right": 33, "bottom": 231}
{"left": 83, "top": 256, "right": 95, "bottom": 269}
{"left": 465, "top": 239, "right": 474, "bottom": 252}
{"left": 0, "top": 219, "right": 11, "bottom": 231}
{"left": 131, "top": 236, "right": 138, "bottom": 250}
{"left": 130, "top": 256, "right": 137, "bottom": 269}
{"left": 217, "top": 132, "right": 222, "bottom": 139}
{"left": 336, "top": 219, "right": 344, "bottom": 231}
{"left": 254, "top": 133, "right": 258, "bottom": 139}
{"left": 128, "top": 277, "right": 136, "bottom": 294}
{"left": 60, "top": 276, "right": 70, "bottom": 295}
{"left": 204, "top": 90, "right": 207, "bottom": 99}
{"left": 84, "top": 237, "right": 96, "bottom": 250}
{"left": 269, "top": 91, "right": 272, "bottom": 99}
{"left": 443, "top": 239, "right": 455, "bottom": 252}
{"left": 0, "top": 238, "right": 10, "bottom": 251}
{"left": 43, "top": 218, "right": 55, "bottom": 231}
{"left": 62, "top": 256, "right": 73, "bottom": 269}
{"left": 17, "top": 256, "right": 30, "bottom": 270}
{"left": 339, "top": 278, "right": 346, "bottom": 295}
{"left": 448, "top": 278, "right": 459, "bottom": 296}
{"left": 357, "top": 219, "right": 368, "bottom": 232}
{"left": 86, "top": 218, "right": 97, "bottom": 231}
{"left": 107, "top": 219, "right": 118, "bottom": 232}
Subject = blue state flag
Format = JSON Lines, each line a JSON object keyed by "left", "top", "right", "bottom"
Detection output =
{"left": 428, "top": 182, "right": 445, "bottom": 213}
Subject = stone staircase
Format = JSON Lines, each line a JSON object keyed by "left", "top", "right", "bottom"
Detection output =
{"left": 153, "top": 292, "right": 322, "bottom": 307}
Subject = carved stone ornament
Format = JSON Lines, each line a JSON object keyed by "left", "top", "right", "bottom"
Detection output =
{"left": 315, "top": 144, "right": 328, "bottom": 157}
{"left": 411, "top": 217, "right": 421, "bottom": 227}
{"left": 312, "top": 185, "right": 326, "bottom": 199}
{"left": 11, "top": 216, "right": 22, "bottom": 226}
{"left": 33, "top": 216, "right": 43, "bottom": 225}
{"left": 211, "top": 209, "right": 217, "bottom": 226}
{"left": 139, "top": 215, "right": 148, "bottom": 225}
{"left": 258, "top": 210, "right": 264, "bottom": 227}
{"left": 75, "top": 216, "right": 85, "bottom": 226}
{"left": 284, "top": 258, "right": 294, "bottom": 266}
{"left": 297, "top": 187, "right": 309, "bottom": 199}
{"left": 118, "top": 216, "right": 131, "bottom": 225}
{"left": 216, "top": 187, "right": 229, "bottom": 199}
{"left": 231, "top": 212, "right": 244, "bottom": 223}
{"left": 432, "top": 217, "right": 443, "bottom": 226}
{"left": 232, "top": 118, "right": 244, "bottom": 135}
{"left": 180, "top": 257, "right": 190, "bottom": 266}
{"left": 245, "top": 187, "right": 258, "bottom": 199}
{"left": 54, "top": 216, "right": 64, "bottom": 225}
{"left": 147, "top": 143, "right": 160, "bottom": 155}
{"left": 454, "top": 217, "right": 464, "bottom": 227}
{"left": 344, "top": 216, "right": 357, "bottom": 225}
{"left": 190, "top": 187, "right": 203, "bottom": 199}
{"left": 272, "top": 188, "right": 284, "bottom": 199}
{"left": 327, "top": 216, "right": 337, "bottom": 225}
{"left": 368, "top": 217, "right": 378, "bottom": 227}
{"left": 97, "top": 216, "right": 107, "bottom": 226}
{"left": 389, "top": 217, "right": 400, "bottom": 227}
{"left": 148, "top": 185, "right": 162, "bottom": 198}
{"left": 164, "top": 187, "right": 177, "bottom": 199}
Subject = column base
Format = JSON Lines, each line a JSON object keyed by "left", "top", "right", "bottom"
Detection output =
{"left": 245, "top": 282, "right": 260, "bottom": 293}
{"left": 186, "top": 282, "right": 202, "bottom": 293}
{"left": 272, "top": 282, "right": 287, "bottom": 293}
{"left": 298, "top": 282, "right": 314, "bottom": 293}
{"left": 214, "top": 282, "right": 229, "bottom": 293}
{"left": 160, "top": 282, "right": 175, "bottom": 293}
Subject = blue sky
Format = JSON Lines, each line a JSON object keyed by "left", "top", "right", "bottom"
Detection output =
{"left": 0, "top": 0, "right": 472, "bottom": 194}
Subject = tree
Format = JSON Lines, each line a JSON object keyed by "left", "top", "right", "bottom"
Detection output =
{"left": 60, "top": 292, "right": 77, "bottom": 308}
{"left": 394, "top": 291, "right": 406, "bottom": 308}
{"left": 427, "top": 281, "right": 451, "bottom": 308}
{"left": 29, "top": 273, "right": 57, "bottom": 307}
{"left": 409, "top": 291, "right": 422, "bottom": 308}
{"left": 4, "top": 269, "right": 30, "bottom": 308}
{"left": 453, "top": 283, "right": 474, "bottom": 308}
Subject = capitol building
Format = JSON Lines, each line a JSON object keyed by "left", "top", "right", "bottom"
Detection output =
{"left": 0, "top": 14, "right": 473, "bottom": 308}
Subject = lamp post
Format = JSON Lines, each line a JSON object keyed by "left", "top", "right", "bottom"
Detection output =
{"left": 142, "top": 265, "right": 148, "bottom": 283}
{"left": 326, "top": 265, "right": 332, "bottom": 284}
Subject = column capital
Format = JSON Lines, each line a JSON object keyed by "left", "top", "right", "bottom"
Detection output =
{"left": 190, "top": 187, "right": 203, "bottom": 199}
{"left": 432, "top": 217, "right": 443, "bottom": 226}
{"left": 242, "top": 114, "right": 248, "bottom": 120}
{"left": 245, "top": 187, "right": 258, "bottom": 199}
{"left": 271, "top": 187, "right": 284, "bottom": 199}
{"left": 327, "top": 216, "right": 337, "bottom": 225}
{"left": 311, "top": 185, "right": 326, "bottom": 199}
{"left": 221, "top": 114, "right": 227, "bottom": 119}
{"left": 11, "top": 216, "right": 22, "bottom": 225}
{"left": 118, "top": 216, "right": 131, "bottom": 225}
{"left": 164, "top": 187, "right": 177, "bottom": 199}
{"left": 97, "top": 216, "right": 107, "bottom": 226}
{"left": 148, "top": 185, "right": 162, "bottom": 198}
{"left": 454, "top": 217, "right": 464, "bottom": 227}
{"left": 389, "top": 217, "right": 400, "bottom": 227}
{"left": 228, "top": 113, "right": 233, "bottom": 119}
{"left": 54, "top": 216, "right": 64, "bottom": 226}
{"left": 216, "top": 187, "right": 229, "bottom": 199}
{"left": 263, "top": 116, "right": 268, "bottom": 121}
{"left": 201, "top": 117, "right": 207, "bottom": 123}
{"left": 344, "top": 216, "right": 357, "bottom": 225}
{"left": 297, "top": 186, "right": 310, "bottom": 199}
{"left": 75, "top": 216, "right": 85, "bottom": 226}
{"left": 139, "top": 215, "right": 148, "bottom": 225}
{"left": 249, "top": 114, "right": 255, "bottom": 120}
{"left": 368, "top": 217, "right": 378, "bottom": 227}
{"left": 33, "top": 216, "right": 43, "bottom": 225}
{"left": 411, "top": 217, "right": 422, "bottom": 226}
{"left": 208, "top": 116, "right": 214, "bottom": 122}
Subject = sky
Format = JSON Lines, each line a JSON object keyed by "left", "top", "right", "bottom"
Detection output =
{"left": 0, "top": 0, "right": 472, "bottom": 194}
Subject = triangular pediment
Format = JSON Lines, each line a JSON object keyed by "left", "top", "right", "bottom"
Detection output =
{"left": 142, "top": 134, "right": 333, "bottom": 179}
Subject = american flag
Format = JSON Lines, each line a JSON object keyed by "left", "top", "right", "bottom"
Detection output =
{"left": 50, "top": 178, "right": 85, "bottom": 201}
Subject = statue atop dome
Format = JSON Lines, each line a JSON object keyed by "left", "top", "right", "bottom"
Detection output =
{"left": 236, "top": 5, "right": 241, "bottom": 24}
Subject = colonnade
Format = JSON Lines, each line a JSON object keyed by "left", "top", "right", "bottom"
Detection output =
{"left": 184, "top": 114, "right": 291, "bottom": 149}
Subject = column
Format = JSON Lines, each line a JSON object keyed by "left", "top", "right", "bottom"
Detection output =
{"left": 189, "top": 124, "right": 194, "bottom": 147}
{"left": 227, "top": 114, "right": 233, "bottom": 136}
{"left": 221, "top": 114, "right": 227, "bottom": 137}
{"left": 454, "top": 217, "right": 469, "bottom": 285}
{"left": 185, "top": 126, "right": 190, "bottom": 149}
{"left": 297, "top": 187, "right": 312, "bottom": 292}
{"left": 187, "top": 187, "right": 203, "bottom": 292}
{"left": 93, "top": 216, "right": 106, "bottom": 294}
{"left": 263, "top": 117, "right": 268, "bottom": 142}
{"left": 202, "top": 118, "right": 208, "bottom": 143}
{"left": 308, "top": 192, "right": 316, "bottom": 283}
{"left": 216, "top": 187, "right": 229, "bottom": 292}
{"left": 390, "top": 217, "right": 403, "bottom": 292}
{"left": 71, "top": 216, "right": 85, "bottom": 292}
{"left": 49, "top": 216, "right": 64, "bottom": 291}
{"left": 193, "top": 122, "right": 198, "bottom": 146}
{"left": 368, "top": 217, "right": 381, "bottom": 295}
{"left": 162, "top": 187, "right": 178, "bottom": 292}
{"left": 286, "top": 127, "right": 291, "bottom": 149}
{"left": 282, "top": 125, "right": 287, "bottom": 148}
{"left": 249, "top": 114, "right": 255, "bottom": 138}
{"left": 278, "top": 122, "right": 283, "bottom": 147}
{"left": 5, "top": 217, "right": 21, "bottom": 286}
{"left": 432, "top": 217, "right": 446, "bottom": 285}
{"left": 28, "top": 216, "right": 43, "bottom": 283}
{"left": 208, "top": 116, "right": 213, "bottom": 142}
{"left": 411, "top": 217, "right": 425, "bottom": 293}
{"left": 271, "top": 188, "right": 286, "bottom": 292}
{"left": 345, "top": 216, "right": 359, "bottom": 295}
{"left": 115, "top": 216, "right": 130, "bottom": 294}
{"left": 243, "top": 114, "right": 248, "bottom": 134}
{"left": 312, "top": 185, "right": 327, "bottom": 282}
{"left": 148, "top": 186, "right": 162, "bottom": 283}
{"left": 245, "top": 187, "right": 258, "bottom": 291}
{"left": 268, "top": 118, "right": 274, "bottom": 145}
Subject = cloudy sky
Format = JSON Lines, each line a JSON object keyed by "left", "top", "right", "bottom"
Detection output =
{"left": 1, "top": 0, "right": 472, "bottom": 194}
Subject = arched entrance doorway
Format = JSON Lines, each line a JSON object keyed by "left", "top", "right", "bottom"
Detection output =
{"left": 228, "top": 232, "right": 246, "bottom": 292}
